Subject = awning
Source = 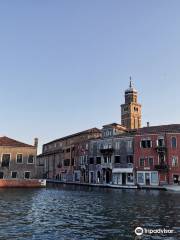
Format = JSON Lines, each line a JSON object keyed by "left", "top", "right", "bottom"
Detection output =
{"left": 112, "top": 168, "right": 133, "bottom": 173}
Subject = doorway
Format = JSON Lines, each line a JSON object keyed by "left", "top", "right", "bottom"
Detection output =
{"left": 145, "top": 173, "right": 150, "bottom": 185}
{"left": 97, "top": 171, "right": 101, "bottom": 183}
{"left": 173, "top": 175, "right": 179, "bottom": 184}
{"left": 122, "top": 173, "right": 126, "bottom": 185}
{"left": 90, "top": 172, "right": 94, "bottom": 183}
{"left": 106, "top": 171, "right": 110, "bottom": 183}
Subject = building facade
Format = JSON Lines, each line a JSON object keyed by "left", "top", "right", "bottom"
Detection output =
{"left": 134, "top": 125, "right": 180, "bottom": 186}
{"left": 88, "top": 123, "right": 135, "bottom": 186}
{"left": 37, "top": 81, "right": 180, "bottom": 186}
{"left": 0, "top": 136, "right": 38, "bottom": 179}
{"left": 37, "top": 128, "right": 101, "bottom": 181}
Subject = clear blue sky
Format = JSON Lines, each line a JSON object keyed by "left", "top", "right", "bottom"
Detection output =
{"left": 0, "top": 0, "right": 180, "bottom": 152}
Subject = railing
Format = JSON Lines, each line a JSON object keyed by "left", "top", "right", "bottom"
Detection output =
{"left": 113, "top": 163, "right": 133, "bottom": 168}
{"left": 101, "top": 162, "right": 113, "bottom": 169}
{"left": 155, "top": 145, "right": 167, "bottom": 153}
{"left": 100, "top": 148, "right": 114, "bottom": 154}
{"left": 80, "top": 164, "right": 87, "bottom": 169}
{"left": 154, "top": 164, "right": 168, "bottom": 172}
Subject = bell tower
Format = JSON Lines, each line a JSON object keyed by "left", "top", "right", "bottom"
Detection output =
{"left": 121, "top": 77, "right": 141, "bottom": 129}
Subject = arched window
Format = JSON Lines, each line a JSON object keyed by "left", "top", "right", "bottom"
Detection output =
{"left": 172, "top": 137, "right": 177, "bottom": 148}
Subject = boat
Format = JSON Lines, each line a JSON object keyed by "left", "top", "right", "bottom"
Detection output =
{"left": 0, "top": 179, "right": 46, "bottom": 188}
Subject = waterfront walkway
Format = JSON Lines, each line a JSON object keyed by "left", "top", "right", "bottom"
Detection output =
{"left": 47, "top": 179, "right": 180, "bottom": 191}
{"left": 47, "top": 179, "right": 138, "bottom": 189}
{"left": 164, "top": 185, "right": 180, "bottom": 192}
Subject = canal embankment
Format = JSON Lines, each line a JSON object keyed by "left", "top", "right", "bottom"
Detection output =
{"left": 46, "top": 179, "right": 177, "bottom": 191}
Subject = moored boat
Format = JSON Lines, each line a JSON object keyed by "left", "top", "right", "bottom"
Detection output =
{"left": 0, "top": 179, "right": 46, "bottom": 188}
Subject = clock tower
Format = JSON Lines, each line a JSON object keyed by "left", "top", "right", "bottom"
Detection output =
{"left": 121, "top": 78, "right": 141, "bottom": 129}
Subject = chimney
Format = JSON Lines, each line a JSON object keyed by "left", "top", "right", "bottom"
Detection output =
{"left": 34, "top": 138, "right": 38, "bottom": 148}
{"left": 147, "top": 122, "right": 150, "bottom": 127}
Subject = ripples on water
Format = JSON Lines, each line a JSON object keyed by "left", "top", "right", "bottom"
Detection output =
{"left": 0, "top": 184, "right": 180, "bottom": 240}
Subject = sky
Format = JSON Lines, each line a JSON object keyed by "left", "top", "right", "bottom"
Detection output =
{"left": 0, "top": 0, "right": 180, "bottom": 152}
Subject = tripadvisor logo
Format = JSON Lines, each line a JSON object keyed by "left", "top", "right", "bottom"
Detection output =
{"left": 135, "top": 227, "right": 143, "bottom": 236}
{"left": 135, "top": 226, "right": 174, "bottom": 236}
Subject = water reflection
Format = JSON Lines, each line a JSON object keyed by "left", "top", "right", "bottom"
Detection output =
{"left": 0, "top": 185, "right": 179, "bottom": 240}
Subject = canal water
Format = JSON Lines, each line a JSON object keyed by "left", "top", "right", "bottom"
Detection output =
{"left": 0, "top": 184, "right": 180, "bottom": 240}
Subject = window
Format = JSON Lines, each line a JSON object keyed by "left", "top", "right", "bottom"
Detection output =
{"left": 127, "top": 173, "right": 134, "bottom": 183}
{"left": 151, "top": 172, "right": 158, "bottom": 185}
{"left": 127, "top": 155, "right": 133, "bottom": 164}
{"left": 80, "top": 156, "right": 84, "bottom": 165}
{"left": 74, "top": 171, "right": 80, "bottom": 182}
{"left": 1, "top": 154, "right": 10, "bottom": 167}
{"left": 64, "top": 159, "right": 70, "bottom": 166}
{"left": 107, "top": 130, "right": 112, "bottom": 136}
{"left": 124, "top": 107, "right": 128, "bottom": 112}
{"left": 172, "top": 156, "right": 178, "bottom": 167}
{"left": 115, "top": 156, "right": 121, "bottom": 163}
{"left": 28, "top": 155, "right": 34, "bottom": 164}
{"left": 127, "top": 140, "right": 132, "bottom": 149}
{"left": 0, "top": 172, "right": 4, "bottom": 179}
{"left": 85, "top": 155, "right": 88, "bottom": 164}
{"left": 115, "top": 141, "right": 120, "bottom": 149}
{"left": 104, "top": 156, "right": 111, "bottom": 163}
{"left": 81, "top": 155, "right": 88, "bottom": 165}
{"left": 139, "top": 158, "right": 145, "bottom": 167}
{"left": 148, "top": 158, "right": 154, "bottom": 166}
{"left": 12, "top": 172, "right": 17, "bottom": 178}
{"left": 159, "top": 154, "right": 165, "bottom": 165}
{"left": 66, "top": 148, "right": 70, "bottom": 153}
{"left": 108, "top": 143, "right": 112, "bottom": 148}
{"left": 16, "top": 154, "right": 23, "bottom": 164}
{"left": 172, "top": 137, "right": 177, "bottom": 148}
{"left": 157, "top": 138, "right": 165, "bottom": 147}
{"left": 89, "top": 157, "right": 94, "bottom": 164}
{"left": 137, "top": 173, "right": 144, "bottom": 184}
{"left": 141, "top": 140, "right": 152, "bottom": 148}
{"left": 24, "top": 172, "right": 30, "bottom": 179}
{"left": 134, "top": 107, "right": 138, "bottom": 112}
{"left": 96, "top": 157, "right": 101, "bottom": 164}
{"left": 97, "top": 143, "right": 101, "bottom": 150}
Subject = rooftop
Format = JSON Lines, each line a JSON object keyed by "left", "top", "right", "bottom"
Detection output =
{"left": 102, "top": 123, "right": 127, "bottom": 131}
{"left": 135, "top": 124, "right": 180, "bottom": 134}
{"left": 44, "top": 127, "right": 101, "bottom": 146}
{"left": 0, "top": 136, "right": 34, "bottom": 148}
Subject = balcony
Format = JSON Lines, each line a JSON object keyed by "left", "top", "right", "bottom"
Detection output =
{"left": 113, "top": 163, "right": 133, "bottom": 168}
{"left": 155, "top": 145, "right": 167, "bottom": 153}
{"left": 80, "top": 164, "right": 87, "bottom": 170}
{"left": 154, "top": 164, "right": 168, "bottom": 172}
{"left": 101, "top": 162, "right": 113, "bottom": 169}
{"left": 100, "top": 148, "right": 114, "bottom": 155}
{"left": 112, "top": 163, "right": 133, "bottom": 173}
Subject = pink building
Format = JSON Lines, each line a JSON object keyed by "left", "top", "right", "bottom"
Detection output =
{"left": 134, "top": 124, "right": 180, "bottom": 186}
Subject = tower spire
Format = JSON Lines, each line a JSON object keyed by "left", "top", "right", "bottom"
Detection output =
{"left": 129, "top": 76, "right": 133, "bottom": 88}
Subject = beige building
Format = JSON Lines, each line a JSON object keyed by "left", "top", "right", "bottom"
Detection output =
{"left": 37, "top": 128, "right": 101, "bottom": 181}
{"left": 0, "top": 136, "right": 38, "bottom": 179}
